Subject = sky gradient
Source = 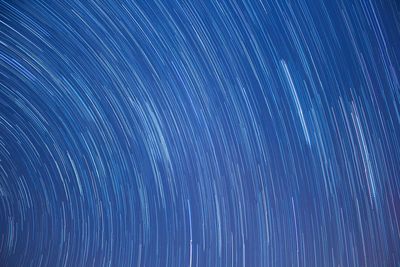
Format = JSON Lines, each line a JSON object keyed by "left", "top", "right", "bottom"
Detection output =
{"left": 0, "top": 0, "right": 400, "bottom": 266}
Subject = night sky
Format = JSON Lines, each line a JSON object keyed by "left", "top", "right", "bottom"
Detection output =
{"left": 1, "top": 0, "right": 400, "bottom": 266}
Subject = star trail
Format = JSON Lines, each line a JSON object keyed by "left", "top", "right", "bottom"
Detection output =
{"left": 0, "top": 0, "right": 400, "bottom": 266}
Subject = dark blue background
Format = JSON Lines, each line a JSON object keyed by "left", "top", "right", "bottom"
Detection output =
{"left": 0, "top": 0, "right": 399, "bottom": 266}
